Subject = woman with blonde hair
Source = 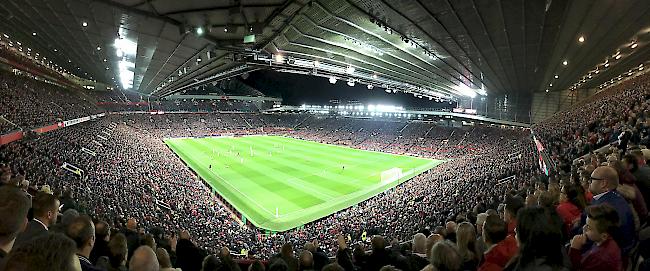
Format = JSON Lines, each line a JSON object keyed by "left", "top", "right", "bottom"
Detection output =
{"left": 456, "top": 222, "right": 480, "bottom": 270}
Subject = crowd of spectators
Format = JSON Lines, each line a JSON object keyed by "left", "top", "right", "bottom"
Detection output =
{"left": 0, "top": 107, "right": 544, "bottom": 270}
{"left": 1, "top": 71, "right": 650, "bottom": 271}
{"left": 534, "top": 72, "right": 650, "bottom": 171}
{"left": 0, "top": 70, "right": 273, "bottom": 134}
{"left": 0, "top": 71, "right": 101, "bottom": 133}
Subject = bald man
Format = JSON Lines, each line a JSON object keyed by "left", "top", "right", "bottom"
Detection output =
{"left": 129, "top": 246, "right": 160, "bottom": 271}
{"left": 586, "top": 166, "right": 636, "bottom": 256}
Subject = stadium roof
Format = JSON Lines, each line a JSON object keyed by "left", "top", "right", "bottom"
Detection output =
{"left": 1, "top": 0, "right": 649, "bottom": 100}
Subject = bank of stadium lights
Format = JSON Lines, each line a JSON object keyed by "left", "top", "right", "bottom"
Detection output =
{"left": 631, "top": 41, "right": 638, "bottom": 49}
{"left": 96, "top": 46, "right": 101, "bottom": 51}
{"left": 346, "top": 66, "right": 355, "bottom": 74}
{"left": 578, "top": 36, "right": 585, "bottom": 43}
{"left": 453, "top": 84, "right": 484, "bottom": 98}
{"left": 114, "top": 37, "right": 137, "bottom": 89}
{"left": 32, "top": 32, "right": 36, "bottom": 36}
{"left": 347, "top": 79, "right": 355, "bottom": 87}
{"left": 313, "top": 60, "right": 320, "bottom": 67}
{"left": 370, "top": 16, "right": 440, "bottom": 62}
{"left": 562, "top": 60, "right": 568, "bottom": 66}
{"left": 115, "top": 38, "right": 136, "bottom": 57}
{"left": 195, "top": 27, "right": 204, "bottom": 36}
{"left": 329, "top": 77, "right": 337, "bottom": 84}
{"left": 82, "top": 21, "right": 88, "bottom": 27}
{"left": 367, "top": 84, "right": 373, "bottom": 90}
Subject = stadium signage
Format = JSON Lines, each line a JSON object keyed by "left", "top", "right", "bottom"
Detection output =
{"left": 62, "top": 113, "right": 106, "bottom": 127}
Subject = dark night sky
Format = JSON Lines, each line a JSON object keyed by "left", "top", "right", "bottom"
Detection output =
{"left": 243, "top": 70, "right": 455, "bottom": 109}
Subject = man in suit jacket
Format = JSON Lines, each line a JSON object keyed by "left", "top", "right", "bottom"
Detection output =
{"left": 14, "top": 192, "right": 60, "bottom": 247}
{"left": 587, "top": 166, "right": 636, "bottom": 255}
{"left": 66, "top": 215, "right": 103, "bottom": 271}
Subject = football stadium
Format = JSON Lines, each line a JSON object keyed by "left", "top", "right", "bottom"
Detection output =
{"left": 165, "top": 135, "right": 443, "bottom": 231}
{"left": 1, "top": 0, "right": 650, "bottom": 270}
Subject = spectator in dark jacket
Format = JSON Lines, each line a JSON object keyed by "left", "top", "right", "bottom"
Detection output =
{"left": 123, "top": 218, "right": 140, "bottom": 260}
{"left": 201, "top": 255, "right": 221, "bottom": 271}
{"left": 623, "top": 153, "right": 650, "bottom": 213}
{"left": 585, "top": 166, "right": 636, "bottom": 256}
{"left": 407, "top": 233, "right": 429, "bottom": 271}
{"left": 3, "top": 233, "right": 81, "bottom": 271}
{"left": 96, "top": 233, "right": 128, "bottom": 271}
{"left": 367, "top": 236, "right": 392, "bottom": 271}
{"left": 304, "top": 241, "right": 329, "bottom": 271}
{"left": 219, "top": 246, "right": 242, "bottom": 271}
{"left": 65, "top": 215, "right": 103, "bottom": 271}
{"left": 175, "top": 230, "right": 207, "bottom": 271}
{"left": 90, "top": 220, "right": 111, "bottom": 264}
{"left": 14, "top": 192, "right": 59, "bottom": 247}
{"left": 504, "top": 207, "right": 569, "bottom": 271}
{"left": 271, "top": 243, "right": 299, "bottom": 271}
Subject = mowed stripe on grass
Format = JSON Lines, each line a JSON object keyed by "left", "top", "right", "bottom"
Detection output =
{"left": 165, "top": 135, "right": 443, "bottom": 231}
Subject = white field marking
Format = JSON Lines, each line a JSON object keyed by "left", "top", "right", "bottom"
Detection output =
{"left": 209, "top": 138, "right": 339, "bottom": 201}
{"left": 274, "top": 160, "right": 439, "bottom": 219}
{"left": 188, "top": 137, "right": 442, "bottom": 222}
{"left": 207, "top": 136, "right": 385, "bottom": 206}
{"left": 271, "top": 153, "right": 433, "bottom": 219}
{"left": 179, "top": 139, "right": 277, "bottom": 216}
{"left": 209, "top": 137, "right": 355, "bottom": 201}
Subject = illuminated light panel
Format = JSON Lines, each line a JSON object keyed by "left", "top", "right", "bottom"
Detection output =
{"left": 115, "top": 38, "right": 137, "bottom": 56}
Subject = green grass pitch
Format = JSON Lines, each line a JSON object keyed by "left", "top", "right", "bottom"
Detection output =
{"left": 164, "top": 135, "right": 444, "bottom": 232}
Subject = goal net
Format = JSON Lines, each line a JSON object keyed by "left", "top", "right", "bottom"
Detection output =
{"left": 380, "top": 167, "right": 403, "bottom": 184}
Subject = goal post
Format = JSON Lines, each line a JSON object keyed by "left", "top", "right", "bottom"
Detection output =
{"left": 380, "top": 167, "right": 403, "bottom": 184}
